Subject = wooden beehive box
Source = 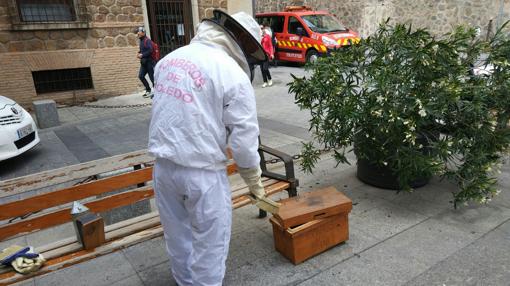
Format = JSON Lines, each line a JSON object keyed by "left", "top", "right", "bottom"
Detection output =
{"left": 270, "top": 186, "right": 352, "bottom": 264}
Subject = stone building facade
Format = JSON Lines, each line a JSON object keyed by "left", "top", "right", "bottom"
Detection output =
{"left": 0, "top": 0, "right": 242, "bottom": 107}
{"left": 256, "top": 0, "right": 510, "bottom": 38}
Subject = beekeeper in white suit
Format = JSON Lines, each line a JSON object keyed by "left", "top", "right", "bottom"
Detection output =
{"left": 148, "top": 9, "right": 277, "bottom": 286}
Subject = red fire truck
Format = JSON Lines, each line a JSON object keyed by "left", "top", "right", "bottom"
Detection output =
{"left": 256, "top": 6, "right": 360, "bottom": 64}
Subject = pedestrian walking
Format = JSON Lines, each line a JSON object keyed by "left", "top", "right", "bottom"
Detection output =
{"left": 260, "top": 25, "right": 274, "bottom": 88}
{"left": 263, "top": 22, "right": 277, "bottom": 67}
{"left": 137, "top": 27, "right": 155, "bottom": 98}
{"left": 148, "top": 10, "right": 279, "bottom": 286}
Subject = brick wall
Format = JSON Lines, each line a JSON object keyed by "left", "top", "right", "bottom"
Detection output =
{"left": 0, "top": 0, "right": 144, "bottom": 107}
{"left": 198, "top": 0, "right": 228, "bottom": 20}
{"left": 0, "top": 47, "right": 139, "bottom": 107}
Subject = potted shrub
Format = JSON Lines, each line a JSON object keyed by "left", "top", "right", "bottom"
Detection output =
{"left": 289, "top": 21, "right": 510, "bottom": 206}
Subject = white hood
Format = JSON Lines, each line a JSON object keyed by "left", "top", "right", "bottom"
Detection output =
{"left": 191, "top": 21, "right": 251, "bottom": 78}
{"left": 191, "top": 11, "right": 262, "bottom": 79}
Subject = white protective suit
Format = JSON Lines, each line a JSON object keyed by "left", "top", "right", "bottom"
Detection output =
{"left": 148, "top": 12, "right": 263, "bottom": 286}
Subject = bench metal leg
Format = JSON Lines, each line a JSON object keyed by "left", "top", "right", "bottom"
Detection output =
{"left": 287, "top": 182, "right": 298, "bottom": 197}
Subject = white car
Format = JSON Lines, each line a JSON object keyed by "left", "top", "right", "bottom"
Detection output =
{"left": 0, "top": 95, "right": 40, "bottom": 161}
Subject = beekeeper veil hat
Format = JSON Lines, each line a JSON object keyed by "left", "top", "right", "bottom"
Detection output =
{"left": 193, "top": 9, "right": 268, "bottom": 80}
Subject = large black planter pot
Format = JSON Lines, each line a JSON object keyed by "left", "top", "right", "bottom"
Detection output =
{"left": 356, "top": 158, "right": 430, "bottom": 190}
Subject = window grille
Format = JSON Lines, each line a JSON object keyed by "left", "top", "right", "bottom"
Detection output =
{"left": 32, "top": 68, "right": 93, "bottom": 94}
{"left": 17, "top": 0, "right": 76, "bottom": 22}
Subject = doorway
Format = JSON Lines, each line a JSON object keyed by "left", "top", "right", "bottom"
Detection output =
{"left": 146, "top": 0, "right": 194, "bottom": 57}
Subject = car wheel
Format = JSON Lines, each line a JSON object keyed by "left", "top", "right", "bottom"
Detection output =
{"left": 306, "top": 49, "right": 319, "bottom": 64}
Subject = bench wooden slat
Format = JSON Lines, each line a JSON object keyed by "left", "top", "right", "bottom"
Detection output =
{"left": 0, "top": 182, "right": 291, "bottom": 283}
{"left": 39, "top": 216, "right": 162, "bottom": 263}
{"left": 104, "top": 211, "right": 160, "bottom": 233}
{"left": 0, "top": 226, "right": 165, "bottom": 285}
{"left": 232, "top": 181, "right": 290, "bottom": 209}
{"left": 0, "top": 186, "right": 154, "bottom": 241}
{"left": 0, "top": 150, "right": 153, "bottom": 198}
{"left": 0, "top": 211, "right": 164, "bottom": 277}
{"left": 230, "top": 179, "right": 280, "bottom": 200}
{"left": 0, "top": 178, "right": 285, "bottom": 241}
{"left": 0, "top": 168, "right": 153, "bottom": 221}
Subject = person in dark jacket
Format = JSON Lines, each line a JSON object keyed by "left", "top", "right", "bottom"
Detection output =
{"left": 137, "top": 27, "right": 155, "bottom": 98}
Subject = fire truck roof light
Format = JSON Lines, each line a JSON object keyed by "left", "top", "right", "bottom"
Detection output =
{"left": 284, "top": 5, "right": 313, "bottom": 12}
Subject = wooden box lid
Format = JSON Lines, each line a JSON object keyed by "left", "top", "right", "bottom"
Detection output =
{"left": 273, "top": 187, "right": 352, "bottom": 229}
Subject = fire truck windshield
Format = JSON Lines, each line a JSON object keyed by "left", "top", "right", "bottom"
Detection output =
{"left": 301, "top": 14, "right": 347, "bottom": 33}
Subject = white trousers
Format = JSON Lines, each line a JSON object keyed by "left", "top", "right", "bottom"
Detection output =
{"left": 154, "top": 158, "right": 232, "bottom": 286}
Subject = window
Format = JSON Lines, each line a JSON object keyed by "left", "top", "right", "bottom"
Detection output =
{"left": 288, "top": 17, "right": 307, "bottom": 36}
{"left": 301, "top": 14, "right": 347, "bottom": 33}
{"left": 32, "top": 68, "right": 93, "bottom": 94}
{"left": 257, "top": 16, "right": 285, "bottom": 34}
{"left": 17, "top": 0, "right": 76, "bottom": 22}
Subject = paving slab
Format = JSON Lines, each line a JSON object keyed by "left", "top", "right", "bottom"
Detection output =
{"left": 223, "top": 250, "right": 319, "bottom": 286}
{"left": 54, "top": 126, "right": 110, "bottom": 163}
{"left": 495, "top": 173, "right": 510, "bottom": 208}
{"left": 110, "top": 275, "right": 144, "bottom": 286}
{"left": 349, "top": 198, "right": 427, "bottom": 240}
{"left": 498, "top": 220, "right": 510, "bottom": 235}
{"left": 137, "top": 260, "right": 177, "bottom": 286}
{"left": 405, "top": 227, "right": 510, "bottom": 286}
{"left": 298, "top": 255, "right": 404, "bottom": 286}
{"left": 122, "top": 236, "right": 168, "bottom": 272}
{"left": 227, "top": 225, "right": 275, "bottom": 271}
{"left": 431, "top": 203, "right": 510, "bottom": 236}
{"left": 306, "top": 226, "right": 380, "bottom": 270}
{"left": 35, "top": 252, "right": 137, "bottom": 286}
{"left": 358, "top": 217, "right": 480, "bottom": 283}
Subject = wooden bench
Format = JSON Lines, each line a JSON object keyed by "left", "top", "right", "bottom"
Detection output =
{"left": 0, "top": 146, "right": 298, "bottom": 284}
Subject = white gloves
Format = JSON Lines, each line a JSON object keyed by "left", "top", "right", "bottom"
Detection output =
{"left": 0, "top": 245, "right": 45, "bottom": 274}
{"left": 238, "top": 166, "right": 265, "bottom": 199}
{"left": 238, "top": 166, "right": 281, "bottom": 214}
{"left": 11, "top": 252, "right": 45, "bottom": 274}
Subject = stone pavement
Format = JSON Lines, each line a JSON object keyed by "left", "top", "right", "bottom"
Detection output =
{"left": 2, "top": 65, "right": 510, "bottom": 286}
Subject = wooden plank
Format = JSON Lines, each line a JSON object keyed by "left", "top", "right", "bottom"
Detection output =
{"left": 0, "top": 186, "right": 154, "bottom": 241}
{"left": 104, "top": 211, "right": 159, "bottom": 233}
{"left": 41, "top": 242, "right": 82, "bottom": 263}
{"left": 41, "top": 215, "right": 161, "bottom": 262}
{"left": 0, "top": 168, "right": 153, "bottom": 221}
{"left": 25, "top": 213, "right": 162, "bottom": 264}
{"left": 33, "top": 215, "right": 162, "bottom": 264}
{"left": 105, "top": 216, "right": 161, "bottom": 242}
{"left": 0, "top": 226, "right": 165, "bottom": 285}
{"left": 0, "top": 149, "right": 153, "bottom": 198}
{"left": 274, "top": 187, "right": 352, "bottom": 229}
{"left": 287, "top": 219, "right": 324, "bottom": 234}
{"left": 37, "top": 237, "right": 76, "bottom": 254}
{"left": 232, "top": 181, "right": 290, "bottom": 209}
{"left": 231, "top": 179, "right": 279, "bottom": 200}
